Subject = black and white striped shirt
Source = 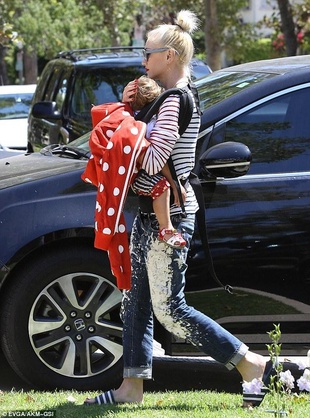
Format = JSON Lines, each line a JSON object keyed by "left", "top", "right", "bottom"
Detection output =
{"left": 140, "top": 90, "right": 200, "bottom": 215}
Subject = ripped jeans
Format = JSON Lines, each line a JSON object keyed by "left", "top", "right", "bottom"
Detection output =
{"left": 121, "top": 211, "right": 248, "bottom": 379}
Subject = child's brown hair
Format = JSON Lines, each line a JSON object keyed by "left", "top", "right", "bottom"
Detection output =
{"left": 131, "top": 75, "right": 163, "bottom": 111}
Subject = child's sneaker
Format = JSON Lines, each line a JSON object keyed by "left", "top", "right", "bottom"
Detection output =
{"left": 158, "top": 228, "right": 186, "bottom": 249}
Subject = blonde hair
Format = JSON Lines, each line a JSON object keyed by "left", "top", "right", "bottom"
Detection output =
{"left": 131, "top": 75, "right": 163, "bottom": 111}
{"left": 146, "top": 10, "right": 199, "bottom": 68}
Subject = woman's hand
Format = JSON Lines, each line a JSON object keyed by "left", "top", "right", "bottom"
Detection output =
{"left": 122, "top": 80, "right": 138, "bottom": 103}
{"left": 171, "top": 183, "right": 186, "bottom": 207}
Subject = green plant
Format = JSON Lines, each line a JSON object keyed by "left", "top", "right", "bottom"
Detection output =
{"left": 266, "top": 324, "right": 288, "bottom": 416}
{"left": 244, "top": 323, "right": 310, "bottom": 417}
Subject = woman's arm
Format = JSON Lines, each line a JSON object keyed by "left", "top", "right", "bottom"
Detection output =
{"left": 140, "top": 95, "right": 181, "bottom": 176}
{"left": 161, "top": 163, "right": 186, "bottom": 207}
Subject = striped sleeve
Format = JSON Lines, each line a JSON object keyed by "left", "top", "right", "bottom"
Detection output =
{"left": 140, "top": 95, "right": 180, "bottom": 176}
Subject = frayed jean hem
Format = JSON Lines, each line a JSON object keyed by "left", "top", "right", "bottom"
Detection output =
{"left": 123, "top": 367, "right": 152, "bottom": 380}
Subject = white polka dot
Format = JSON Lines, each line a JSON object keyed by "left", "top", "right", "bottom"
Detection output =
{"left": 106, "top": 141, "right": 113, "bottom": 149}
{"left": 84, "top": 177, "right": 92, "bottom": 184}
{"left": 118, "top": 245, "right": 124, "bottom": 253}
{"left": 118, "top": 166, "right": 125, "bottom": 175}
{"left": 103, "top": 162, "right": 109, "bottom": 171}
{"left": 120, "top": 266, "right": 124, "bottom": 272}
{"left": 107, "top": 208, "right": 115, "bottom": 216}
{"left": 106, "top": 129, "right": 114, "bottom": 138}
{"left": 119, "top": 224, "right": 125, "bottom": 233}
{"left": 131, "top": 126, "right": 139, "bottom": 135}
{"left": 123, "top": 145, "right": 131, "bottom": 154}
{"left": 103, "top": 228, "right": 111, "bottom": 234}
{"left": 113, "top": 187, "right": 120, "bottom": 196}
{"left": 95, "top": 221, "right": 98, "bottom": 231}
{"left": 99, "top": 183, "right": 104, "bottom": 192}
{"left": 95, "top": 201, "right": 101, "bottom": 212}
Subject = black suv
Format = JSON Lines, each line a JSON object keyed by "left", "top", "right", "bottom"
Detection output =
{"left": 28, "top": 47, "right": 211, "bottom": 151}
{"left": 1, "top": 56, "right": 309, "bottom": 391}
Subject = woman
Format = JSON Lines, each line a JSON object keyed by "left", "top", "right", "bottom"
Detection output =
{"left": 85, "top": 9, "right": 272, "bottom": 408}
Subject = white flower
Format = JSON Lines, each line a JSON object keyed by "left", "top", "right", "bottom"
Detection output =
{"left": 279, "top": 370, "right": 295, "bottom": 390}
{"left": 66, "top": 395, "right": 77, "bottom": 403}
{"left": 242, "top": 378, "right": 264, "bottom": 394}
{"left": 297, "top": 376, "right": 310, "bottom": 392}
{"left": 297, "top": 368, "right": 310, "bottom": 392}
{"left": 296, "top": 360, "right": 307, "bottom": 370}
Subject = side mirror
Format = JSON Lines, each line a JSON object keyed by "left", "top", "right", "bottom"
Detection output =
{"left": 199, "top": 141, "right": 252, "bottom": 179}
{"left": 31, "top": 102, "right": 61, "bottom": 120}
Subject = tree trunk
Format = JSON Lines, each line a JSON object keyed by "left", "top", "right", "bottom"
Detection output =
{"left": 24, "top": 49, "right": 38, "bottom": 84}
{"left": 204, "top": 0, "right": 222, "bottom": 70}
{"left": 277, "top": 0, "right": 297, "bottom": 56}
{"left": 0, "top": 46, "right": 9, "bottom": 85}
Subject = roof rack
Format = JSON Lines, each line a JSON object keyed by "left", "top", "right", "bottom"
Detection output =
{"left": 56, "top": 46, "right": 144, "bottom": 62}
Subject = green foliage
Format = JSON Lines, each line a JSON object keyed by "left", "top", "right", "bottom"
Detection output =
{"left": 231, "top": 38, "right": 275, "bottom": 64}
{"left": 13, "top": 0, "right": 106, "bottom": 58}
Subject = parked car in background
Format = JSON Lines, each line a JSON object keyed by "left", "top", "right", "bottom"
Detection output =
{"left": 0, "top": 84, "right": 36, "bottom": 150}
{"left": 28, "top": 47, "right": 211, "bottom": 151}
{"left": 0, "top": 55, "right": 309, "bottom": 391}
{"left": 0, "top": 144, "right": 24, "bottom": 159}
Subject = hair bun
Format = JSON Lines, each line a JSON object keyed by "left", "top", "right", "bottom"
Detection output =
{"left": 175, "top": 10, "right": 199, "bottom": 35}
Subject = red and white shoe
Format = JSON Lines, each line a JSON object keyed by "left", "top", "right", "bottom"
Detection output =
{"left": 158, "top": 228, "right": 186, "bottom": 249}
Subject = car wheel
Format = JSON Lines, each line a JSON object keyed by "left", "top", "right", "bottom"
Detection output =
{"left": 0, "top": 245, "right": 124, "bottom": 390}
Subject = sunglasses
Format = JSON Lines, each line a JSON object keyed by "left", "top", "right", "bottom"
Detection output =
{"left": 142, "top": 47, "right": 170, "bottom": 61}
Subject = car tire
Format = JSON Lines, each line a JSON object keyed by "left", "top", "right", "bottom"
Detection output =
{"left": 0, "top": 245, "right": 124, "bottom": 390}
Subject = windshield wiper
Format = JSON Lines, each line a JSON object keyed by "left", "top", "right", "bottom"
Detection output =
{"left": 40, "top": 144, "right": 90, "bottom": 160}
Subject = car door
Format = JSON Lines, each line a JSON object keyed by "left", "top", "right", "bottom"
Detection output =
{"left": 186, "top": 85, "right": 310, "bottom": 354}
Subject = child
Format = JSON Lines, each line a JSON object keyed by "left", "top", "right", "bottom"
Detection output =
{"left": 82, "top": 75, "right": 186, "bottom": 289}
{"left": 129, "top": 76, "right": 186, "bottom": 249}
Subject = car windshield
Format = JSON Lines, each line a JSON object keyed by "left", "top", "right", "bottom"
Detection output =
{"left": 196, "top": 70, "right": 277, "bottom": 112}
{"left": 70, "top": 66, "right": 146, "bottom": 119}
{"left": 69, "top": 132, "right": 91, "bottom": 151}
{"left": 69, "top": 70, "right": 279, "bottom": 154}
{"left": 0, "top": 92, "right": 34, "bottom": 119}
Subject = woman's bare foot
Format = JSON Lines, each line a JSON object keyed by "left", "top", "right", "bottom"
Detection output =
{"left": 236, "top": 351, "right": 267, "bottom": 408}
{"left": 84, "top": 378, "right": 144, "bottom": 405}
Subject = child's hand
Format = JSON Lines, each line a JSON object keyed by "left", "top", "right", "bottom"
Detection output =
{"left": 122, "top": 79, "right": 138, "bottom": 103}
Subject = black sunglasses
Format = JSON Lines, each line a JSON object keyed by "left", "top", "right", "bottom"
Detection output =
{"left": 142, "top": 47, "right": 170, "bottom": 61}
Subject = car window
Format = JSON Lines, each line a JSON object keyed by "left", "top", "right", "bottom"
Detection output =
{"left": 42, "top": 67, "right": 70, "bottom": 110}
{"left": 211, "top": 88, "right": 310, "bottom": 175}
{"left": 70, "top": 67, "right": 145, "bottom": 118}
{"left": 0, "top": 93, "right": 33, "bottom": 120}
{"left": 196, "top": 71, "right": 276, "bottom": 112}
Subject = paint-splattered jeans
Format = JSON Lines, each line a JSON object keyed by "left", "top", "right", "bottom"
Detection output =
{"left": 121, "top": 211, "right": 248, "bottom": 379}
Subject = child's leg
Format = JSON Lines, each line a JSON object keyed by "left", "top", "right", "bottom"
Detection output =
{"left": 151, "top": 180, "right": 186, "bottom": 249}
{"left": 152, "top": 188, "right": 174, "bottom": 231}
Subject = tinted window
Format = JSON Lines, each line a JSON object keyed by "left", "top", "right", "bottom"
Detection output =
{"left": 70, "top": 67, "right": 145, "bottom": 117}
{"left": 211, "top": 88, "right": 310, "bottom": 174}
{"left": 42, "top": 67, "right": 70, "bottom": 109}
{"left": 196, "top": 71, "right": 276, "bottom": 112}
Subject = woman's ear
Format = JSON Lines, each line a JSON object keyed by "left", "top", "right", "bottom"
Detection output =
{"left": 167, "top": 49, "right": 178, "bottom": 63}
{"left": 166, "top": 50, "right": 174, "bottom": 63}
